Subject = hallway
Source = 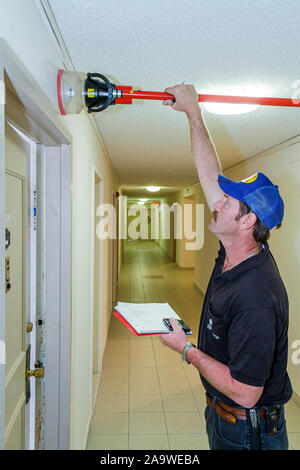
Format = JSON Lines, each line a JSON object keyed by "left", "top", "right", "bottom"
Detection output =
{"left": 87, "top": 241, "right": 300, "bottom": 450}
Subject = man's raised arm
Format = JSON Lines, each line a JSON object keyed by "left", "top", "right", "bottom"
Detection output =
{"left": 163, "top": 84, "right": 223, "bottom": 211}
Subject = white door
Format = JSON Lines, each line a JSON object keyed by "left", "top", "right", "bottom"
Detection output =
{"left": 4, "top": 122, "right": 29, "bottom": 449}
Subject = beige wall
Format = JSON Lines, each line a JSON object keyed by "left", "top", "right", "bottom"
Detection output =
{"left": 181, "top": 195, "right": 196, "bottom": 268}
{"left": 159, "top": 192, "right": 183, "bottom": 260}
{"left": 160, "top": 186, "right": 204, "bottom": 268}
{"left": 61, "top": 114, "right": 119, "bottom": 447}
{"left": 127, "top": 202, "right": 152, "bottom": 240}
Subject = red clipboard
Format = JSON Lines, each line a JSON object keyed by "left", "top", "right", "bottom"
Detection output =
{"left": 112, "top": 311, "right": 168, "bottom": 336}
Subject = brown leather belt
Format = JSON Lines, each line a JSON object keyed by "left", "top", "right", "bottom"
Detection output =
{"left": 206, "top": 393, "right": 265, "bottom": 425}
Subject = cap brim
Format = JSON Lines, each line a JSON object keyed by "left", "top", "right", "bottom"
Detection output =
{"left": 218, "top": 175, "right": 245, "bottom": 201}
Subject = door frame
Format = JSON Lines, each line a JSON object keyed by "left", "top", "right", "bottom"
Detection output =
{"left": 43, "top": 144, "right": 72, "bottom": 450}
{"left": 0, "top": 55, "right": 6, "bottom": 452}
{"left": 0, "top": 41, "right": 72, "bottom": 450}
{"left": 90, "top": 166, "right": 104, "bottom": 416}
{"left": 111, "top": 191, "right": 119, "bottom": 307}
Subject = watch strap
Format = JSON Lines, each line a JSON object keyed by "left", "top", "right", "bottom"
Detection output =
{"left": 182, "top": 342, "right": 196, "bottom": 364}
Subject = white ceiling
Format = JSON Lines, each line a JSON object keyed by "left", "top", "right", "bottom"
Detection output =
{"left": 49, "top": 0, "right": 300, "bottom": 198}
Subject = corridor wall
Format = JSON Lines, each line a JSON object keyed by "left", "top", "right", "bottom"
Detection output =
{"left": 0, "top": 0, "right": 120, "bottom": 449}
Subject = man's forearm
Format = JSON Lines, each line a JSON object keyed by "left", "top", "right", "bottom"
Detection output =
{"left": 159, "top": 319, "right": 263, "bottom": 408}
{"left": 186, "top": 345, "right": 263, "bottom": 409}
{"left": 186, "top": 345, "right": 237, "bottom": 401}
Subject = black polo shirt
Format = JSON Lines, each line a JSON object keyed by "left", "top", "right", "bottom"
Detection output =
{"left": 198, "top": 241, "right": 292, "bottom": 408}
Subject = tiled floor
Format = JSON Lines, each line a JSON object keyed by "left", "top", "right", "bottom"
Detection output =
{"left": 87, "top": 240, "right": 300, "bottom": 450}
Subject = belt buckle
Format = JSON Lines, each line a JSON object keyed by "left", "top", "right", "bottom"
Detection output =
{"left": 249, "top": 408, "right": 258, "bottom": 428}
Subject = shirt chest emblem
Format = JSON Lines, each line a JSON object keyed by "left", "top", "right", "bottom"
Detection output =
{"left": 207, "top": 317, "right": 220, "bottom": 340}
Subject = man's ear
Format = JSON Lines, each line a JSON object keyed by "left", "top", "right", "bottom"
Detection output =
{"left": 240, "top": 211, "right": 257, "bottom": 231}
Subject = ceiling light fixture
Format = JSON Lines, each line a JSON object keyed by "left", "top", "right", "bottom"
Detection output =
{"left": 203, "top": 102, "right": 259, "bottom": 115}
{"left": 202, "top": 85, "right": 271, "bottom": 115}
{"left": 146, "top": 186, "right": 160, "bottom": 192}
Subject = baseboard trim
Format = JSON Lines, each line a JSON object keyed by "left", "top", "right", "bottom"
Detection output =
{"left": 83, "top": 372, "right": 102, "bottom": 450}
{"left": 83, "top": 414, "right": 92, "bottom": 450}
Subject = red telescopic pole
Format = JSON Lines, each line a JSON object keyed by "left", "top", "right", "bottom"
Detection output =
{"left": 116, "top": 87, "right": 300, "bottom": 107}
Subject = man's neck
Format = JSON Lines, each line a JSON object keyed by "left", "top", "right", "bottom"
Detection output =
{"left": 220, "top": 237, "right": 262, "bottom": 272}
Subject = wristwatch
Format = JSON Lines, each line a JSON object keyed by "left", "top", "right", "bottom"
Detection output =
{"left": 182, "top": 342, "right": 196, "bottom": 364}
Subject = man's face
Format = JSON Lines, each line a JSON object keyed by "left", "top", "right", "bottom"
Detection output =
{"left": 208, "top": 194, "right": 241, "bottom": 238}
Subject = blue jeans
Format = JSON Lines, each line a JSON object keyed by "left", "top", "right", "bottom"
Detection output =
{"left": 205, "top": 400, "right": 289, "bottom": 450}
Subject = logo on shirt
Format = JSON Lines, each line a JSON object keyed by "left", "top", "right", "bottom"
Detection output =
{"left": 207, "top": 317, "right": 220, "bottom": 340}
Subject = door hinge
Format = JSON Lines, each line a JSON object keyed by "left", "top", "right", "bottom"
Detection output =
{"left": 5, "top": 256, "right": 11, "bottom": 293}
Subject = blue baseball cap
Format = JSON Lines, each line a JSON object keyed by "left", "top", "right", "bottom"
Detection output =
{"left": 218, "top": 172, "right": 284, "bottom": 230}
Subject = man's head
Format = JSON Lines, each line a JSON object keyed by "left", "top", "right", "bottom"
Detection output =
{"left": 209, "top": 173, "right": 284, "bottom": 243}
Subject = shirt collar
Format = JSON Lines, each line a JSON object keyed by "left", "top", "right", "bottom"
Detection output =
{"left": 216, "top": 242, "right": 269, "bottom": 281}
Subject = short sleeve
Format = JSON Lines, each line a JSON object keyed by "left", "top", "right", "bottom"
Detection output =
{"left": 228, "top": 308, "right": 276, "bottom": 387}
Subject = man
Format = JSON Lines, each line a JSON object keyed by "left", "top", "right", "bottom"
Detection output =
{"left": 159, "top": 84, "right": 292, "bottom": 450}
